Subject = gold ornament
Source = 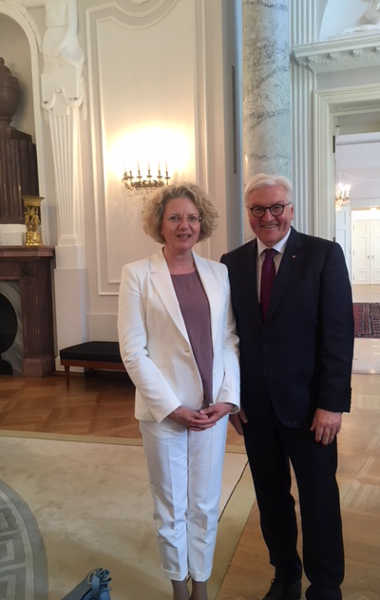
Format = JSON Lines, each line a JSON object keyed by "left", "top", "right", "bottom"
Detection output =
{"left": 23, "top": 196, "right": 43, "bottom": 246}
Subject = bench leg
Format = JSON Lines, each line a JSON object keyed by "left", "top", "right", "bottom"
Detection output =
{"left": 64, "top": 365, "right": 70, "bottom": 390}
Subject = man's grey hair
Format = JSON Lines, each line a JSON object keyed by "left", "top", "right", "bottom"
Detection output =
{"left": 244, "top": 173, "right": 293, "bottom": 206}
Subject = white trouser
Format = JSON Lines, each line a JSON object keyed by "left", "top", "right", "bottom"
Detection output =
{"left": 139, "top": 414, "right": 228, "bottom": 582}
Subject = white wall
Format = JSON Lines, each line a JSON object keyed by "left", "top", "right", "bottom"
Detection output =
{"left": 87, "top": 0, "right": 198, "bottom": 285}
{"left": 79, "top": 0, "right": 235, "bottom": 340}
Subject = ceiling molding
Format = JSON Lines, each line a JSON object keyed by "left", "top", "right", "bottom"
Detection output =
{"left": 293, "top": 33, "right": 380, "bottom": 73}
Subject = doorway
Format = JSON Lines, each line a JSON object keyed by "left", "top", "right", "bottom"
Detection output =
{"left": 335, "top": 131, "right": 380, "bottom": 285}
{"left": 313, "top": 84, "right": 380, "bottom": 373}
{"left": 335, "top": 130, "right": 380, "bottom": 373}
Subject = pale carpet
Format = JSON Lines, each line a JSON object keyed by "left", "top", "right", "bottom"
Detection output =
{"left": 0, "top": 436, "right": 251, "bottom": 600}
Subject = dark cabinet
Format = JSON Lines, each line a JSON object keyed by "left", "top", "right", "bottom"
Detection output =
{"left": 0, "top": 127, "right": 39, "bottom": 224}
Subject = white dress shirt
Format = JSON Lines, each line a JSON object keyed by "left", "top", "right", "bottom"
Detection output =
{"left": 256, "top": 228, "right": 291, "bottom": 299}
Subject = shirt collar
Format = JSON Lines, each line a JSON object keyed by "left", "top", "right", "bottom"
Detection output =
{"left": 257, "top": 227, "right": 292, "bottom": 257}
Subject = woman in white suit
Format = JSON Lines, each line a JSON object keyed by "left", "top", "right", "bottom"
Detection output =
{"left": 118, "top": 183, "right": 240, "bottom": 600}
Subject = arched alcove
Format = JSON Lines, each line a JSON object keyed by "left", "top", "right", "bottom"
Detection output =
{"left": 0, "top": 3, "right": 53, "bottom": 245}
{"left": 0, "top": 14, "right": 34, "bottom": 137}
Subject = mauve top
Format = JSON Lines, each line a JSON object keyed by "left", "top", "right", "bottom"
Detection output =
{"left": 171, "top": 271, "right": 213, "bottom": 407}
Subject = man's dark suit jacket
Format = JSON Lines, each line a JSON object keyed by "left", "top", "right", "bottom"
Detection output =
{"left": 221, "top": 227, "right": 354, "bottom": 428}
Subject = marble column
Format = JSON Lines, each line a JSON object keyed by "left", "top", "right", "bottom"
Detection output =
{"left": 242, "top": 0, "right": 291, "bottom": 180}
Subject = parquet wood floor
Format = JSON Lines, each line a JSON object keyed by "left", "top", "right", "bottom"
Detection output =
{"left": 0, "top": 371, "right": 244, "bottom": 449}
{"left": 0, "top": 372, "right": 139, "bottom": 438}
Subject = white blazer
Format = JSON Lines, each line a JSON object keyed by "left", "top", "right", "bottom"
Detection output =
{"left": 118, "top": 250, "right": 240, "bottom": 423}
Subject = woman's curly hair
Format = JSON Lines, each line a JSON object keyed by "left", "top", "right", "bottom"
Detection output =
{"left": 142, "top": 183, "right": 218, "bottom": 244}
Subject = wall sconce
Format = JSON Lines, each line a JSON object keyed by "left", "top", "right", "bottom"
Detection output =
{"left": 335, "top": 182, "right": 351, "bottom": 210}
{"left": 122, "top": 164, "right": 170, "bottom": 190}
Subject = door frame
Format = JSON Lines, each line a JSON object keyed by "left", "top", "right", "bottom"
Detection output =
{"left": 313, "top": 83, "right": 380, "bottom": 241}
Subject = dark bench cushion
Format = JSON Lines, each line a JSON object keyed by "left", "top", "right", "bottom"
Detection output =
{"left": 60, "top": 341, "right": 122, "bottom": 363}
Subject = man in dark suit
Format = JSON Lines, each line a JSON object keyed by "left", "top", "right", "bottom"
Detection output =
{"left": 221, "top": 174, "right": 354, "bottom": 600}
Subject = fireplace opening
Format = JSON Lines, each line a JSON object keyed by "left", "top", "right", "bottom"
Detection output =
{"left": 0, "top": 293, "right": 17, "bottom": 374}
{"left": 0, "top": 281, "right": 23, "bottom": 375}
{"left": 0, "top": 248, "right": 55, "bottom": 375}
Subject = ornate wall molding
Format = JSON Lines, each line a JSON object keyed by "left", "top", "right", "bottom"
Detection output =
{"left": 293, "top": 33, "right": 380, "bottom": 73}
{"left": 35, "top": 0, "right": 86, "bottom": 268}
{"left": 87, "top": 0, "right": 178, "bottom": 30}
{"left": 86, "top": 0, "right": 209, "bottom": 296}
{"left": 46, "top": 101, "right": 85, "bottom": 258}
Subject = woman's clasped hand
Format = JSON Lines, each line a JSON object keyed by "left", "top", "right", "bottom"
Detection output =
{"left": 168, "top": 402, "right": 233, "bottom": 430}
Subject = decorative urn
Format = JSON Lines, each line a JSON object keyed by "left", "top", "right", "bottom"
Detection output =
{"left": 0, "top": 58, "right": 20, "bottom": 128}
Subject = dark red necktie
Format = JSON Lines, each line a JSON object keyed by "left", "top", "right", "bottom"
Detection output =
{"left": 260, "top": 248, "right": 277, "bottom": 320}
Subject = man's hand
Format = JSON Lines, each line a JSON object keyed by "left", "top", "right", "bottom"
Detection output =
{"left": 168, "top": 406, "right": 214, "bottom": 430}
{"left": 229, "top": 409, "right": 248, "bottom": 435}
{"left": 310, "top": 408, "right": 342, "bottom": 445}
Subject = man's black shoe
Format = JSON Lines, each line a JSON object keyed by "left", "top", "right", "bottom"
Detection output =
{"left": 262, "top": 578, "right": 302, "bottom": 600}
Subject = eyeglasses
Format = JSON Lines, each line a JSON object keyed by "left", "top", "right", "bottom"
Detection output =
{"left": 166, "top": 214, "right": 202, "bottom": 224}
{"left": 248, "top": 203, "right": 291, "bottom": 218}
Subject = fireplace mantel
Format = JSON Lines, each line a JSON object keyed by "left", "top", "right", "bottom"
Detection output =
{"left": 0, "top": 246, "right": 54, "bottom": 259}
{"left": 0, "top": 245, "right": 55, "bottom": 375}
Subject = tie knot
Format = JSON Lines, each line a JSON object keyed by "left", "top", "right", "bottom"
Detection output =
{"left": 263, "top": 248, "right": 277, "bottom": 260}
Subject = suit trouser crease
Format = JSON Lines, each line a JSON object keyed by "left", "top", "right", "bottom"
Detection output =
{"left": 243, "top": 413, "right": 344, "bottom": 598}
{"left": 140, "top": 416, "right": 228, "bottom": 581}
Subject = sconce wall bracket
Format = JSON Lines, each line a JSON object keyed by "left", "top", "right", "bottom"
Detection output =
{"left": 122, "top": 167, "right": 170, "bottom": 191}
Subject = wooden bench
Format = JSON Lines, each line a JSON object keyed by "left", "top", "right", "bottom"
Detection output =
{"left": 60, "top": 341, "right": 125, "bottom": 389}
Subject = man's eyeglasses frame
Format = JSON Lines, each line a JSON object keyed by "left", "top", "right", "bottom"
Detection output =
{"left": 248, "top": 203, "right": 291, "bottom": 218}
